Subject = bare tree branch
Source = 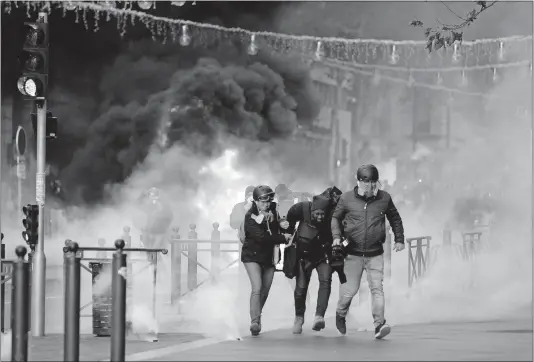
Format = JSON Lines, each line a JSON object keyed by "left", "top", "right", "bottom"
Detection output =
{"left": 410, "top": 1, "right": 499, "bottom": 52}
{"left": 440, "top": 1, "right": 466, "bottom": 22}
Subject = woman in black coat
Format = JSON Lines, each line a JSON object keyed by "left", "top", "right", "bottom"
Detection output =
{"left": 241, "top": 185, "right": 291, "bottom": 336}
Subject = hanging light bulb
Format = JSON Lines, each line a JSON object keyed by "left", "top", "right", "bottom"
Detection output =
{"left": 137, "top": 1, "right": 153, "bottom": 10}
{"left": 451, "top": 43, "right": 461, "bottom": 64}
{"left": 498, "top": 41, "right": 505, "bottom": 61}
{"left": 407, "top": 73, "right": 415, "bottom": 87}
{"left": 247, "top": 34, "right": 258, "bottom": 56}
{"left": 315, "top": 41, "right": 325, "bottom": 61}
{"left": 64, "top": 1, "right": 78, "bottom": 10}
{"left": 179, "top": 24, "right": 191, "bottom": 46}
{"left": 389, "top": 45, "right": 399, "bottom": 65}
{"left": 492, "top": 68, "right": 499, "bottom": 82}
{"left": 102, "top": 1, "right": 116, "bottom": 8}
{"left": 460, "top": 70, "right": 468, "bottom": 87}
{"left": 372, "top": 69, "right": 381, "bottom": 85}
{"left": 436, "top": 72, "right": 443, "bottom": 85}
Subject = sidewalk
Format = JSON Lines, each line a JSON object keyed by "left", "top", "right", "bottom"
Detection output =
{"left": 140, "top": 318, "right": 533, "bottom": 361}
{"left": 28, "top": 332, "right": 206, "bottom": 361}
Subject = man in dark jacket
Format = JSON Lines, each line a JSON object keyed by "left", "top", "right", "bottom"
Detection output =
{"left": 286, "top": 195, "right": 333, "bottom": 334}
{"left": 331, "top": 164, "right": 405, "bottom": 340}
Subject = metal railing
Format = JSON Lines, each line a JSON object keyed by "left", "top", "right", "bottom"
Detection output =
{"left": 169, "top": 223, "right": 242, "bottom": 304}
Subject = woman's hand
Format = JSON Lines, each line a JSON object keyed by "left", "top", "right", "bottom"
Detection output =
{"left": 261, "top": 210, "right": 274, "bottom": 222}
{"left": 283, "top": 233, "right": 293, "bottom": 244}
{"left": 279, "top": 219, "right": 290, "bottom": 230}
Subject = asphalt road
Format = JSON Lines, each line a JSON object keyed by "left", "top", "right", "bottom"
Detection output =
{"left": 141, "top": 318, "right": 533, "bottom": 361}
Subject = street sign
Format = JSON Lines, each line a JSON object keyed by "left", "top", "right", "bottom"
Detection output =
{"left": 15, "top": 126, "right": 27, "bottom": 157}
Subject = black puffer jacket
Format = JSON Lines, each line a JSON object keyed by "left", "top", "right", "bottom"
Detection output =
{"left": 241, "top": 202, "right": 287, "bottom": 266}
{"left": 331, "top": 187, "right": 404, "bottom": 257}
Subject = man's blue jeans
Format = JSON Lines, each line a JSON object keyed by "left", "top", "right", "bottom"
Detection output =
{"left": 336, "top": 254, "right": 385, "bottom": 328}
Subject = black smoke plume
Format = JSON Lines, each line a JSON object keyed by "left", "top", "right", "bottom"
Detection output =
{"left": 57, "top": 41, "right": 320, "bottom": 204}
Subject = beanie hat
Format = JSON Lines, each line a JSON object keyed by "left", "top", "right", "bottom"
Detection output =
{"left": 311, "top": 195, "right": 330, "bottom": 212}
{"left": 356, "top": 164, "right": 379, "bottom": 182}
{"left": 245, "top": 185, "right": 255, "bottom": 197}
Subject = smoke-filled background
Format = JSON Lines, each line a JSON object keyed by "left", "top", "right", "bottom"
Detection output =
{"left": 0, "top": 1, "right": 532, "bottom": 339}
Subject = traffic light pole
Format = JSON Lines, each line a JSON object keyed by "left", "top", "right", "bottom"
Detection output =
{"left": 32, "top": 98, "right": 48, "bottom": 337}
{"left": 0, "top": 6, "right": 3, "bottom": 359}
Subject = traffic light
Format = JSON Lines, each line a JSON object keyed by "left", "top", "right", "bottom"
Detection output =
{"left": 22, "top": 204, "right": 39, "bottom": 250}
{"left": 31, "top": 110, "right": 58, "bottom": 140}
{"left": 17, "top": 18, "right": 49, "bottom": 100}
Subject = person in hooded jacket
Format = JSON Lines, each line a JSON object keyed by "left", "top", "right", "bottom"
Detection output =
{"left": 241, "top": 185, "right": 292, "bottom": 336}
{"left": 285, "top": 194, "right": 334, "bottom": 334}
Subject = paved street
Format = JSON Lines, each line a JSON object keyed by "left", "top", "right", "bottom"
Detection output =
{"left": 131, "top": 318, "right": 532, "bottom": 361}
{"left": 28, "top": 332, "right": 205, "bottom": 361}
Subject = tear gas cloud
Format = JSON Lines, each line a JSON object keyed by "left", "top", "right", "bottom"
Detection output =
{"left": 275, "top": 2, "right": 533, "bottom": 329}
{"left": 8, "top": 3, "right": 532, "bottom": 338}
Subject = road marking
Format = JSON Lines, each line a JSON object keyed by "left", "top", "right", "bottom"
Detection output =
{"left": 98, "top": 337, "right": 225, "bottom": 362}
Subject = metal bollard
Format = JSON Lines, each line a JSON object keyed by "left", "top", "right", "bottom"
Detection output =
{"left": 11, "top": 245, "right": 30, "bottom": 362}
{"left": 64, "top": 241, "right": 81, "bottom": 362}
{"left": 1, "top": 241, "right": 5, "bottom": 333}
{"left": 110, "top": 239, "right": 127, "bottom": 362}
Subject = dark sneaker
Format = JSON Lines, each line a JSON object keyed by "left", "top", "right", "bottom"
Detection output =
{"left": 312, "top": 315, "right": 326, "bottom": 331}
{"left": 335, "top": 313, "right": 346, "bottom": 335}
{"left": 292, "top": 316, "right": 304, "bottom": 334}
{"left": 250, "top": 322, "right": 261, "bottom": 336}
{"left": 374, "top": 321, "right": 391, "bottom": 339}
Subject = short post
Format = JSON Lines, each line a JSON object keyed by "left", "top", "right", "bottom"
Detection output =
{"left": 64, "top": 241, "right": 81, "bottom": 362}
{"left": 11, "top": 246, "right": 30, "bottom": 362}
{"left": 170, "top": 227, "right": 182, "bottom": 304}
{"left": 210, "top": 222, "right": 221, "bottom": 282}
{"left": 148, "top": 252, "right": 158, "bottom": 319}
{"left": 110, "top": 239, "right": 127, "bottom": 362}
{"left": 187, "top": 224, "right": 198, "bottom": 292}
{"left": 1, "top": 241, "right": 5, "bottom": 333}
{"left": 123, "top": 226, "right": 132, "bottom": 311}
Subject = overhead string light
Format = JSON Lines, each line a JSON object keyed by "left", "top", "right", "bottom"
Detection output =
{"left": 137, "top": 1, "right": 153, "bottom": 10}
{"left": 248, "top": 34, "right": 258, "bottom": 56}
{"left": 451, "top": 43, "right": 461, "bottom": 64}
{"left": 498, "top": 41, "right": 505, "bottom": 61}
{"left": 315, "top": 41, "right": 325, "bottom": 61}
{"left": 389, "top": 45, "right": 399, "bottom": 65}
{"left": 64, "top": 1, "right": 77, "bottom": 10}
{"left": 179, "top": 24, "right": 191, "bottom": 46}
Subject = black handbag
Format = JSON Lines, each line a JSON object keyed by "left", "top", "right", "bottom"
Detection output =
{"left": 283, "top": 243, "right": 298, "bottom": 279}
{"left": 283, "top": 228, "right": 299, "bottom": 279}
